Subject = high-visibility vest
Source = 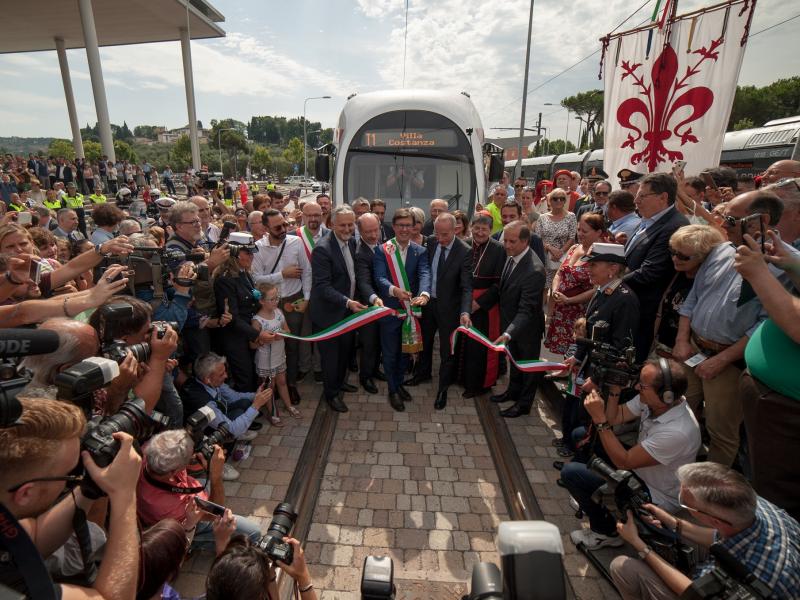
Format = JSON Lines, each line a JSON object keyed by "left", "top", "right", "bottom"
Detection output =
{"left": 250, "top": 183, "right": 259, "bottom": 193}
{"left": 43, "top": 199, "right": 61, "bottom": 210}
{"left": 7, "top": 203, "right": 23, "bottom": 212}
{"left": 88, "top": 194, "right": 107, "bottom": 204}
{"left": 266, "top": 183, "right": 275, "bottom": 191}
{"left": 63, "top": 194, "right": 84, "bottom": 209}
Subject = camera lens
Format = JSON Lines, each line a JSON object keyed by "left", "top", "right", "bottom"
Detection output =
{"left": 268, "top": 502, "right": 297, "bottom": 538}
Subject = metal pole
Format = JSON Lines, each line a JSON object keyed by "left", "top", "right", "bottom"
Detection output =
{"left": 303, "top": 98, "right": 309, "bottom": 179}
{"left": 55, "top": 38, "right": 84, "bottom": 159}
{"left": 180, "top": 26, "right": 201, "bottom": 171}
{"left": 535, "top": 112, "right": 542, "bottom": 156}
{"left": 515, "top": 0, "right": 535, "bottom": 177}
{"left": 77, "top": 0, "right": 115, "bottom": 162}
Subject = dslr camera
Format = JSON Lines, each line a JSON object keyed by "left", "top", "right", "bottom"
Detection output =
{"left": 575, "top": 320, "right": 639, "bottom": 391}
{"left": 682, "top": 543, "right": 769, "bottom": 600}
{"left": 96, "top": 302, "right": 177, "bottom": 364}
{"left": 184, "top": 406, "right": 233, "bottom": 462}
{"left": 257, "top": 502, "right": 297, "bottom": 564}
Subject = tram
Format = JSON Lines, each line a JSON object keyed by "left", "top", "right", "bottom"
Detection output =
{"left": 506, "top": 115, "right": 799, "bottom": 182}
{"left": 315, "top": 89, "right": 500, "bottom": 216}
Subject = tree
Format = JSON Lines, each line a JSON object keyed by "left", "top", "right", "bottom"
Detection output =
{"left": 80, "top": 123, "right": 99, "bottom": 143}
{"left": 114, "top": 140, "right": 137, "bottom": 163}
{"left": 282, "top": 137, "right": 305, "bottom": 168}
{"left": 727, "top": 77, "right": 800, "bottom": 130}
{"left": 171, "top": 135, "right": 192, "bottom": 170}
{"left": 83, "top": 140, "right": 103, "bottom": 162}
{"left": 250, "top": 145, "right": 273, "bottom": 173}
{"left": 733, "top": 118, "right": 755, "bottom": 131}
{"left": 530, "top": 138, "right": 576, "bottom": 157}
{"left": 561, "top": 90, "right": 604, "bottom": 150}
{"left": 118, "top": 121, "right": 134, "bottom": 142}
{"left": 133, "top": 125, "right": 160, "bottom": 140}
{"left": 48, "top": 139, "right": 75, "bottom": 160}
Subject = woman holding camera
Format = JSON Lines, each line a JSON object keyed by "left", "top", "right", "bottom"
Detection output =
{"left": 213, "top": 234, "right": 275, "bottom": 392}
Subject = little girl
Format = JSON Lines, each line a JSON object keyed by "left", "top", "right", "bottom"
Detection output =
{"left": 251, "top": 282, "right": 300, "bottom": 426}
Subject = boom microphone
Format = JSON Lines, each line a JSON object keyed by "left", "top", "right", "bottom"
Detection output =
{"left": 0, "top": 329, "right": 60, "bottom": 358}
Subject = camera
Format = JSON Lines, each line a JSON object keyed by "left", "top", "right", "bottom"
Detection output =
{"left": 226, "top": 231, "right": 255, "bottom": 257}
{"left": 82, "top": 395, "right": 169, "bottom": 467}
{"left": 682, "top": 543, "right": 770, "bottom": 600}
{"left": 256, "top": 502, "right": 297, "bottom": 564}
{"left": 576, "top": 321, "right": 639, "bottom": 390}
{"left": 184, "top": 406, "right": 233, "bottom": 462}
{"left": 96, "top": 302, "right": 177, "bottom": 364}
{"left": 587, "top": 457, "right": 695, "bottom": 574}
{"left": 55, "top": 356, "right": 120, "bottom": 415}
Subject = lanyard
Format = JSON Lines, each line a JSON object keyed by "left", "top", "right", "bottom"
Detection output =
{"left": 0, "top": 502, "right": 58, "bottom": 600}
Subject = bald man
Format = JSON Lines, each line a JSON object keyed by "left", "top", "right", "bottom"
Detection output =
{"left": 763, "top": 160, "right": 800, "bottom": 185}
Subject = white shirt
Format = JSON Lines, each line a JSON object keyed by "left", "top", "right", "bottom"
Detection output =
{"left": 626, "top": 395, "right": 701, "bottom": 512}
{"left": 252, "top": 234, "right": 312, "bottom": 299}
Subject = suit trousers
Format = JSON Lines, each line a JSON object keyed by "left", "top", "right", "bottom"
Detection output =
{"left": 740, "top": 371, "right": 800, "bottom": 521}
{"left": 505, "top": 339, "right": 542, "bottom": 410}
{"left": 419, "top": 300, "right": 458, "bottom": 390}
{"left": 300, "top": 306, "right": 321, "bottom": 373}
{"left": 358, "top": 321, "right": 382, "bottom": 380}
{"left": 380, "top": 316, "right": 408, "bottom": 393}
{"left": 317, "top": 331, "right": 355, "bottom": 400}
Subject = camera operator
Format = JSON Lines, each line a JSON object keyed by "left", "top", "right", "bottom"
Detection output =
{"left": 136, "top": 429, "right": 260, "bottom": 548}
{"left": 610, "top": 462, "right": 800, "bottom": 600}
{"left": 206, "top": 535, "right": 317, "bottom": 600}
{"left": 88, "top": 296, "right": 180, "bottom": 422}
{"left": 564, "top": 359, "right": 701, "bottom": 550}
{"left": 0, "top": 398, "right": 141, "bottom": 599}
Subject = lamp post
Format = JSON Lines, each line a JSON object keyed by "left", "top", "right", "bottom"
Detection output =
{"left": 217, "top": 127, "right": 235, "bottom": 175}
{"left": 303, "top": 96, "right": 331, "bottom": 179}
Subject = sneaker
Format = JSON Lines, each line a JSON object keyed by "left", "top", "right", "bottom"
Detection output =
{"left": 222, "top": 463, "right": 240, "bottom": 481}
{"left": 570, "top": 528, "right": 624, "bottom": 550}
{"left": 238, "top": 429, "right": 258, "bottom": 442}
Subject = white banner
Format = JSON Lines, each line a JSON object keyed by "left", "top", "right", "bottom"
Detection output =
{"left": 603, "top": 0, "right": 756, "bottom": 187}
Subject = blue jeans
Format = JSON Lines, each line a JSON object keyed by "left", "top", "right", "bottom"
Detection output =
{"left": 560, "top": 461, "right": 617, "bottom": 535}
{"left": 192, "top": 514, "right": 262, "bottom": 550}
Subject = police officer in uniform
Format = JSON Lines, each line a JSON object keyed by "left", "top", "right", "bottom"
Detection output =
{"left": 617, "top": 168, "right": 645, "bottom": 196}
{"left": 88, "top": 184, "right": 107, "bottom": 205}
{"left": 62, "top": 181, "right": 87, "bottom": 238}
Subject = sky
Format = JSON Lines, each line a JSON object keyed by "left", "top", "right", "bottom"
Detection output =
{"left": 0, "top": 0, "right": 797, "bottom": 145}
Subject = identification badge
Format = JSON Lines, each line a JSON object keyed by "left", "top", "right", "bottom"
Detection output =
{"left": 685, "top": 352, "right": 708, "bottom": 367}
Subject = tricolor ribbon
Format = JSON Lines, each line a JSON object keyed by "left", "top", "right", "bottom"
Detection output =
{"left": 450, "top": 326, "right": 567, "bottom": 373}
{"left": 278, "top": 306, "right": 395, "bottom": 342}
{"left": 297, "top": 226, "right": 316, "bottom": 261}
{"left": 383, "top": 239, "right": 423, "bottom": 353}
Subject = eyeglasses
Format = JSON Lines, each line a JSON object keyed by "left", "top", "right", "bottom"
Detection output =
{"left": 635, "top": 381, "right": 654, "bottom": 391}
{"left": 594, "top": 191, "right": 609, "bottom": 196}
{"left": 669, "top": 249, "right": 696, "bottom": 261}
{"left": 394, "top": 223, "right": 414, "bottom": 229}
{"left": 514, "top": 184, "right": 525, "bottom": 188}
{"left": 264, "top": 296, "right": 279, "bottom": 302}
{"left": 7, "top": 473, "right": 84, "bottom": 493}
{"left": 636, "top": 191, "right": 661, "bottom": 199}
{"left": 678, "top": 490, "right": 733, "bottom": 526}
{"left": 180, "top": 220, "right": 201, "bottom": 226}
{"left": 721, "top": 215, "right": 747, "bottom": 228}
{"left": 550, "top": 197, "right": 567, "bottom": 203}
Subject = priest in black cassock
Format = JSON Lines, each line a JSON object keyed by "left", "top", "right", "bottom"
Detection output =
{"left": 457, "top": 213, "right": 506, "bottom": 397}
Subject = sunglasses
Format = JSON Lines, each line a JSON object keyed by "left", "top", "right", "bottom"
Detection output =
{"left": 594, "top": 191, "right": 609, "bottom": 196}
{"left": 550, "top": 197, "right": 567, "bottom": 202}
{"left": 669, "top": 248, "right": 695, "bottom": 261}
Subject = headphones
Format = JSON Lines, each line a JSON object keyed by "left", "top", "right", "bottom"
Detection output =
{"left": 658, "top": 357, "right": 674, "bottom": 404}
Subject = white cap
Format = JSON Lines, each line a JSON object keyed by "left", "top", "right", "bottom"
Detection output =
{"left": 582, "top": 242, "right": 626, "bottom": 265}
{"left": 228, "top": 231, "right": 254, "bottom": 245}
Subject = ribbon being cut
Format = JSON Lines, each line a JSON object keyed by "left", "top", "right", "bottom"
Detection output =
{"left": 278, "top": 305, "right": 396, "bottom": 342}
{"left": 450, "top": 326, "right": 567, "bottom": 373}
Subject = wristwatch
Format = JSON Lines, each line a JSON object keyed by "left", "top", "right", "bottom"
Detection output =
{"left": 595, "top": 421, "right": 612, "bottom": 431}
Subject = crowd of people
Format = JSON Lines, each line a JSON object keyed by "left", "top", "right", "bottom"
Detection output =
{"left": 0, "top": 146, "right": 799, "bottom": 599}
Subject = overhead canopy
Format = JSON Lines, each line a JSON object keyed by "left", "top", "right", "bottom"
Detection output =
{"left": 0, "top": 0, "right": 225, "bottom": 54}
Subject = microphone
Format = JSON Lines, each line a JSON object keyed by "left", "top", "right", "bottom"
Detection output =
{"left": 0, "top": 329, "right": 60, "bottom": 358}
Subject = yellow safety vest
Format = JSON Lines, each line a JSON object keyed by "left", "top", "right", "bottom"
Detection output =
{"left": 7, "top": 203, "right": 23, "bottom": 212}
{"left": 266, "top": 183, "right": 275, "bottom": 191}
{"left": 44, "top": 199, "right": 61, "bottom": 210}
{"left": 64, "top": 194, "right": 84, "bottom": 209}
{"left": 89, "top": 194, "right": 107, "bottom": 204}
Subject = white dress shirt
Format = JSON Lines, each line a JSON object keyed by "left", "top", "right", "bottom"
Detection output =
{"left": 252, "top": 234, "right": 312, "bottom": 299}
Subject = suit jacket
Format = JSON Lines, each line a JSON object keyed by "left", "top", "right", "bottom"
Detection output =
{"left": 576, "top": 202, "right": 606, "bottom": 220}
{"left": 623, "top": 206, "right": 689, "bottom": 308}
{"left": 373, "top": 240, "right": 431, "bottom": 310}
{"left": 379, "top": 222, "right": 395, "bottom": 243}
{"left": 213, "top": 272, "right": 260, "bottom": 342}
{"left": 180, "top": 377, "right": 215, "bottom": 423}
{"left": 310, "top": 232, "right": 357, "bottom": 328}
{"left": 425, "top": 235, "right": 472, "bottom": 318}
{"left": 58, "top": 165, "right": 73, "bottom": 183}
{"left": 492, "top": 229, "right": 547, "bottom": 266}
{"left": 355, "top": 240, "right": 379, "bottom": 305}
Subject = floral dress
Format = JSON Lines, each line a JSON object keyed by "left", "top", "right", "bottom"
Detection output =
{"left": 545, "top": 245, "right": 593, "bottom": 355}
{"left": 534, "top": 212, "right": 578, "bottom": 288}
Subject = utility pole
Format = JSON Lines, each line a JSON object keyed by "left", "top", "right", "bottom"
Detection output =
{"left": 515, "top": 0, "right": 535, "bottom": 177}
{"left": 535, "top": 112, "right": 542, "bottom": 156}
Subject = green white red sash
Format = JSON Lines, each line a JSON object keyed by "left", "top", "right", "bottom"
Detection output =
{"left": 297, "top": 226, "right": 315, "bottom": 261}
{"left": 450, "top": 326, "right": 566, "bottom": 373}
{"left": 278, "top": 306, "right": 395, "bottom": 342}
{"left": 383, "top": 238, "right": 423, "bottom": 353}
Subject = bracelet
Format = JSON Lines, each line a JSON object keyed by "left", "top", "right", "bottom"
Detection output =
{"left": 595, "top": 421, "right": 612, "bottom": 431}
{"left": 299, "top": 583, "right": 314, "bottom": 593}
{"left": 63, "top": 297, "right": 71, "bottom": 318}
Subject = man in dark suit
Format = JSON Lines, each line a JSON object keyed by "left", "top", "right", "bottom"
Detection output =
{"left": 576, "top": 180, "right": 612, "bottom": 220}
{"left": 310, "top": 206, "right": 366, "bottom": 412}
{"left": 355, "top": 212, "right": 386, "bottom": 394}
{"left": 374, "top": 208, "right": 431, "bottom": 411}
{"left": 420, "top": 198, "right": 449, "bottom": 236}
{"left": 370, "top": 199, "right": 394, "bottom": 242}
{"left": 56, "top": 159, "right": 73, "bottom": 184}
{"left": 624, "top": 172, "right": 689, "bottom": 361}
{"left": 486, "top": 221, "right": 547, "bottom": 418}
{"left": 491, "top": 200, "right": 546, "bottom": 266}
{"left": 410, "top": 213, "right": 472, "bottom": 410}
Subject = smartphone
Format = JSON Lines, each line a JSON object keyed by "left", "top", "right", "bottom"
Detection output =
{"left": 29, "top": 259, "right": 42, "bottom": 285}
{"left": 194, "top": 497, "right": 227, "bottom": 517}
{"left": 701, "top": 172, "right": 717, "bottom": 190}
{"left": 672, "top": 160, "right": 687, "bottom": 174}
{"left": 17, "top": 212, "right": 32, "bottom": 225}
{"left": 741, "top": 213, "right": 766, "bottom": 252}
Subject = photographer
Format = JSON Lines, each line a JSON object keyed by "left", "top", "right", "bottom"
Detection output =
{"left": 563, "top": 359, "right": 701, "bottom": 550}
{"left": 136, "top": 429, "right": 260, "bottom": 548}
{"left": 610, "top": 462, "right": 800, "bottom": 600}
{"left": 0, "top": 398, "right": 141, "bottom": 599}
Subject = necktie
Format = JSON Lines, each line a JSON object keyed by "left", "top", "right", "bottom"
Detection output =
{"left": 342, "top": 242, "right": 356, "bottom": 298}
{"left": 433, "top": 245, "right": 447, "bottom": 298}
{"left": 501, "top": 257, "right": 514, "bottom": 285}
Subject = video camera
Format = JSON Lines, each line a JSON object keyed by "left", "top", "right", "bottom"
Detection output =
{"left": 225, "top": 231, "right": 255, "bottom": 257}
{"left": 681, "top": 544, "right": 770, "bottom": 600}
{"left": 587, "top": 457, "right": 695, "bottom": 574}
{"left": 184, "top": 405, "right": 233, "bottom": 462}
{"left": 576, "top": 321, "right": 639, "bottom": 391}
{"left": 198, "top": 171, "right": 220, "bottom": 191}
{"left": 256, "top": 502, "right": 297, "bottom": 564}
{"left": 99, "top": 246, "right": 204, "bottom": 298}
{"left": 94, "top": 302, "right": 177, "bottom": 364}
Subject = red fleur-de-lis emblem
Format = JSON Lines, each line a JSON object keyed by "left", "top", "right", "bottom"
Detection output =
{"left": 616, "top": 39, "right": 722, "bottom": 171}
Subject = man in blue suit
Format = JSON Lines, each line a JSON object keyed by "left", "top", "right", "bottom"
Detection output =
{"left": 310, "top": 206, "right": 367, "bottom": 412}
{"left": 374, "top": 208, "right": 431, "bottom": 411}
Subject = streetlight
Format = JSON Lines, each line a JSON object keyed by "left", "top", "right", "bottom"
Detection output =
{"left": 217, "top": 127, "right": 235, "bottom": 175}
{"left": 303, "top": 96, "right": 331, "bottom": 179}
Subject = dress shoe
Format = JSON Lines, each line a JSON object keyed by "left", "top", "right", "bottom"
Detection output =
{"left": 325, "top": 393, "right": 348, "bottom": 413}
{"left": 490, "top": 391, "right": 513, "bottom": 403}
{"left": 340, "top": 382, "right": 358, "bottom": 393}
{"left": 500, "top": 404, "right": 531, "bottom": 418}
{"left": 403, "top": 374, "right": 431, "bottom": 386}
{"left": 373, "top": 370, "right": 387, "bottom": 382}
{"left": 434, "top": 389, "right": 447, "bottom": 410}
{"left": 288, "top": 385, "right": 301, "bottom": 406}
{"left": 248, "top": 420, "right": 263, "bottom": 431}
{"left": 360, "top": 378, "right": 378, "bottom": 394}
{"left": 397, "top": 385, "right": 412, "bottom": 402}
{"left": 553, "top": 460, "right": 565, "bottom": 471}
{"left": 314, "top": 371, "right": 323, "bottom": 383}
{"left": 388, "top": 392, "right": 405, "bottom": 412}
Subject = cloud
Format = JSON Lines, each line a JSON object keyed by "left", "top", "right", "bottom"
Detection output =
{"left": 355, "top": 0, "right": 405, "bottom": 19}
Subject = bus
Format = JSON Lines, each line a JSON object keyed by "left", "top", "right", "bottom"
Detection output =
{"left": 315, "top": 89, "right": 499, "bottom": 216}
{"left": 506, "top": 116, "right": 799, "bottom": 183}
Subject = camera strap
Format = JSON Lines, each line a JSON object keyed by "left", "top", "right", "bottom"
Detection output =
{"left": 0, "top": 503, "right": 58, "bottom": 600}
{"left": 72, "top": 504, "right": 98, "bottom": 582}
{"left": 142, "top": 469, "right": 205, "bottom": 495}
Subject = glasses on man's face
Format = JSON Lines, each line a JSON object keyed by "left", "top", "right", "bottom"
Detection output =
{"left": 636, "top": 191, "right": 660, "bottom": 200}
{"left": 669, "top": 248, "right": 695, "bottom": 261}
{"left": 594, "top": 191, "right": 609, "bottom": 197}
{"left": 394, "top": 222, "right": 414, "bottom": 229}
{"left": 677, "top": 489, "right": 733, "bottom": 526}
{"left": 721, "top": 215, "right": 746, "bottom": 229}
{"left": 264, "top": 296, "right": 279, "bottom": 303}
{"left": 550, "top": 197, "right": 567, "bottom": 203}
{"left": 180, "top": 220, "right": 201, "bottom": 226}
{"left": 514, "top": 184, "right": 525, "bottom": 188}
{"left": 7, "top": 473, "right": 84, "bottom": 493}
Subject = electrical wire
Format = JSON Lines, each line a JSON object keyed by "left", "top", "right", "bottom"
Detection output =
{"left": 749, "top": 12, "right": 800, "bottom": 37}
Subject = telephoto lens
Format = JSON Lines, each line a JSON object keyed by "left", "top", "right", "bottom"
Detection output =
{"left": 257, "top": 503, "right": 298, "bottom": 564}
{"left": 82, "top": 396, "right": 163, "bottom": 467}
